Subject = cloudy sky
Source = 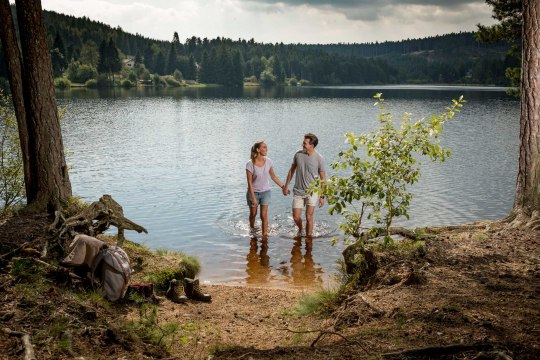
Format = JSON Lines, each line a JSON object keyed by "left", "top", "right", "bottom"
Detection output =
{"left": 40, "top": 0, "right": 496, "bottom": 44}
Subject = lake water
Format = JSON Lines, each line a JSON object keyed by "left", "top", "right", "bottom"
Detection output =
{"left": 56, "top": 85, "right": 520, "bottom": 288}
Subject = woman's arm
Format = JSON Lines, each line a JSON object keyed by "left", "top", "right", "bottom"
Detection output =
{"left": 269, "top": 167, "right": 285, "bottom": 190}
{"left": 246, "top": 169, "right": 257, "bottom": 207}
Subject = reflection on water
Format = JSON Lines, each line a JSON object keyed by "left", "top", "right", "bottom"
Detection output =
{"left": 289, "top": 237, "right": 323, "bottom": 287}
{"left": 246, "top": 238, "right": 271, "bottom": 284}
{"left": 245, "top": 236, "right": 324, "bottom": 287}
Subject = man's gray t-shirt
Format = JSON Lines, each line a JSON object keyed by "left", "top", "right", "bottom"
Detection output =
{"left": 292, "top": 150, "right": 326, "bottom": 196}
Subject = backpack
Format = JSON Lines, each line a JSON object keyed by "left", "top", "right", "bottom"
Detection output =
{"left": 91, "top": 246, "right": 131, "bottom": 301}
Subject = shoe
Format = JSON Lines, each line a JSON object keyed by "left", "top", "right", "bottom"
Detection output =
{"left": 184, "top": 278, "right": 212, "bottom": 302}
{"left": 166, "top": 279, "right": 188, "bottom": 304}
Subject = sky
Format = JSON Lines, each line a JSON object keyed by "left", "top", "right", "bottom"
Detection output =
{"left": 40, "top": 0, "right": 497, "bottom": 44}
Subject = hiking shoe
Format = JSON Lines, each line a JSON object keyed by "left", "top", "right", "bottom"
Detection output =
{"left": 184, "top": 278, "right": 212, "bottom": 302}
{"left": 166, "top": 279, "right": 188, "bottom": 304}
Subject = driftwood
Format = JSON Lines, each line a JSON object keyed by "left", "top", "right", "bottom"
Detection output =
{"left": 2, "top": 328, "right": 36, "bottom": 360}
{"left": 50, "top": 194, "right": 147, "bottom": 246}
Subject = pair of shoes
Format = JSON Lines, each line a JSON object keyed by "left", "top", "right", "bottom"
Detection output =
{"left": 166, "top": 278, "right": 212, "bottom": 303}
{"left": 166, "top": 279, "right": 188, "bottom": 304}
{"left": 184, "top": 278, "right": 212, "bottom": 302}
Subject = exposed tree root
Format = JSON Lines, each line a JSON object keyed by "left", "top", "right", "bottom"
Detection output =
{"left": 2, "top": 328, "right": 36, "bottom": 360}
{"left": 504, "top": 209, "right": 540, "bottom": 231}
{"left": 279, "top": 327, "right": 370, "bottom": 354}
{"left": 381, "top": 343, "right": 494, "bottom": 358}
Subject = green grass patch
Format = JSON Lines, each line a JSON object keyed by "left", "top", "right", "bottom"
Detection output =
{"left": 288, "top": 289, "right": 338, "bottom": 316}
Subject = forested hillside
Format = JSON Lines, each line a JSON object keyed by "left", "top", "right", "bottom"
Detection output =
{"left": 0, "top": 7, "right": 514, "bottom": 88}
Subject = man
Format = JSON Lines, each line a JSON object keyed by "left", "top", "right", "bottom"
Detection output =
{"left": 283, "top": 133, "right": 326, "bottom": 237}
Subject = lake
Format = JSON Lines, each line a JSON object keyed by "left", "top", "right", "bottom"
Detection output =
{"left": 56, "top": 85, "right": 519, "bottom": 288}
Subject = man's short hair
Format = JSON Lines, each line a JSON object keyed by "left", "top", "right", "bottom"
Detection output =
{"left": 304, "top": 133, "right": 318, "bottom": 147}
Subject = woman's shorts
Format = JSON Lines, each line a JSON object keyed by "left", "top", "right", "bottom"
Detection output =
{"left": 246, "top": 190, "right": 271, "bottom": 207}
{"left": 292, "top": 193, "right": 319, "bottom": 208}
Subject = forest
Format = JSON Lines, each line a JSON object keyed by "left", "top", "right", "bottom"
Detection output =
{"left": 0, "top": 7, "right": 515, "bottom": 89}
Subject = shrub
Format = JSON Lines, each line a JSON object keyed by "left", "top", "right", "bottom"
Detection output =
{"left": 54, "top": 77, "right": 71, "bottom": 89}
{"left": 173, "top": 69, "right": 183, "bottom": 81}
{"left": 127, "top": 70, "right": 138, "bottom": 83}
{"left": 163, "top": 75, "right": 182, "bottom": 87}
{"left": 244, "top": 75, "right": 258, "bottom": 83}
{"left": 288, "top": 77, "right": 298, "bottom": 86}
{"left": 319, "top": 94, "right": 465, "bottom": 244}
{"left": 121, "top": 79, "right": 133, "bottom": 88}
{"left": 85, "top": 79, "right": 97, "bottom": 88}
{"left": 298, "top": 79, "right": 311, "bottom": 86}
{"left": 152, "top": 74, "right": 165, "bottom": 87}
{"left": 96, "top": 74, "right": 112, "bottom": 88}
{"left": 75, "top": 64, "right": 97, "bottom": 83}
{"left": 259, "top": 70, "right": 276, "bottom": 87}
{"left": 0, "top": 90, "right": 25, "bottom": 211}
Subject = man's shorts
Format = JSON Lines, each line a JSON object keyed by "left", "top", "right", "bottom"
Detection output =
{"left": 292, "top": 193, "right": 319, "bottom": 209}
{"left": 246, "top": 190, "right": 271, "bottom": 207}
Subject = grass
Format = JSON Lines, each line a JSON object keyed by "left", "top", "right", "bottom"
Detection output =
{"left": 120, "top": 303, "right": 181, "bottom": 349}
{"left": 287, "top": 288, "right": 339, "bottom": 317}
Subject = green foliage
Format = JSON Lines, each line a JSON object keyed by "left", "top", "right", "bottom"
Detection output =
{"left": 54, "top": 77, "right": 71, "bottom": 89}
{"left": 143, "top": 253, "right": 200, "bottom": 290}
{"left": 127, "top": 70, "right": 138, "bottom": 83}
{"left": 67, "top": 61, "right": 97, "bottom": 84}
{"left": 163, "top": 75, "right": 182, "bottom": 87}
{"left": 121, "top": 79, "right": 134, "bottom": 88}
{"left": 259, "top": 69, "right": 276, "bottom": 87}
{"left": 288, "top": 77, "right": 298, "bottom": 86}
{"left": 85, "top": 78, "right": 98, "bottom": 88}
{"left": 152, "top": 74, "right": 165, "bottom": 87}
{"left": 476, "top": 0, "right": 522, "bottom": 94}
{"left": 320, "top": 94, "right": 465, "bottom": 244}
{"left": 0, "top": 90, "right": 25, "bottom": 211}
{"left": 122, "top": 303, "right": 179, "bottom": 348}
{"left": 173, "top": 69, "right": 183, "bottom": 81}
{"left": 288, "top": 289, "right": 338, "bottom": 316}
{"left": 96, "top": 74, "right": 113, "bottom": 88}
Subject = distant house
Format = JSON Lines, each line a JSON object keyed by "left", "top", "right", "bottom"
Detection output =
{"left": 123, "top": 56, "right": 135, "bottom": 68}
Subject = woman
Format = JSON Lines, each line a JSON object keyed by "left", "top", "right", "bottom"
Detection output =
{"left": 246, "top": 141, "right": 286, "bottom": 237}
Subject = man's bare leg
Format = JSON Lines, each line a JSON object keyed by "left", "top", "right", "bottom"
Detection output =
{"left": 293, "top": 207, "right": 303, "bottom": 235}
{"left": 305, "top": 205, "right": 315, "bottom": 236}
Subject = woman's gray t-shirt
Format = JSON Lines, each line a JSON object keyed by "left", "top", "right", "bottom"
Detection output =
{"left": 292, "top": 150, "right": 326, "bottom": 196}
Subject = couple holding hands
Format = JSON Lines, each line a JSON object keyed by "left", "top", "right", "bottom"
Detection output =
{"left": 246, "top": 133, "right": 326, "bottom": 238}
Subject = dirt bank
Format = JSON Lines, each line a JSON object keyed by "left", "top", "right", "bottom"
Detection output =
{"left": 1, "top": 214, "right": 539, "bottom": 359}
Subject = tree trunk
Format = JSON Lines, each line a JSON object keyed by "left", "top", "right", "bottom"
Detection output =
{"left": 0, "top": 0, "right": 31, "bottom": 197}
{"left": 513, "top": 0, "right": 540, "bottom": 219}
{"left": 14, "top": 0, "right": 72, "bottom": 211}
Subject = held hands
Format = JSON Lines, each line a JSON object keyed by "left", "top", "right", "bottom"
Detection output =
{"left": 281, "top": 186, "right": 290, "bottom": 196}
